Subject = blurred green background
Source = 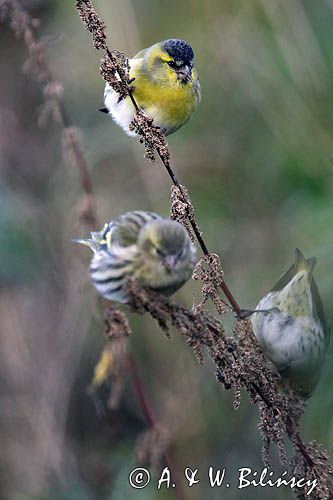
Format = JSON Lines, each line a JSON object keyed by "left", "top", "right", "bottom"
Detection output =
{"left": 1, "top": 0, "right": 333, "bottom": 499}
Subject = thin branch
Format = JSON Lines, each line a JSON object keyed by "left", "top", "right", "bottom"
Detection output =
{"left": 127, "top": 354, "right": 155, "bottom": 427}
{"left": 128, "top": 354, "right": 186, "bottom": 500}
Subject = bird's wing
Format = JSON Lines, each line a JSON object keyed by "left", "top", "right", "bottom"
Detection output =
{"left": 73, "top": 212, "right": 163, "bottom": 253}
{"left": 111, "top": 211, "right": 163, "bottom": 247}
{"left": 270, "top": 261, "right": 296, "bottom": 294}
{"left": 270, "top": 248, "right": 315, "bottom": 292}
{"left": 270, "top": 248, "right": 329, "bottom": 344}
{"left": 311, "top": 278, "right": 330, "bottom": 345}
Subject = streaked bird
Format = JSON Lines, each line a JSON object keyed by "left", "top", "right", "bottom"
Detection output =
{"left": 100, "top": 39, "right": 201, "bottom": 136}
{"left": 74, "top": 211, "right": 196, "bottom": 303}
{"left": 251, "top": 249, "right": 329, "bottom": 397}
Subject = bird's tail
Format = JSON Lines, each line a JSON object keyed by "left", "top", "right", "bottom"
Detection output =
{"left": 294, "top": 248, "right": 316, "bottom": 277}
{"left": 72, "top": 224, "right": 109, "bottom": 253}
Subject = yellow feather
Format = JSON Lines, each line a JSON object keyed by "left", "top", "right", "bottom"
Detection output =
{"left": 129, "top": 46, "right": 200, "bottom": 134}
{"left": 91, "top": 346, "right": 113, "bottom": 387}
{"left": 106, "top": 229, "right": 112, "bottom": 249}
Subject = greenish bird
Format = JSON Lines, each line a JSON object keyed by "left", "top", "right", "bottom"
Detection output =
{"left": 74, "top": 211, "right": 196, "bottom": 303}
{"left": 251, "top": 249, "right": 329, "bottom": 397}
{"left": 100, "top": 39, "right": 201, "bottom": 136}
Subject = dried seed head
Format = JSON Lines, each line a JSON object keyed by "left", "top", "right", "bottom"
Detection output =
{"left": 62, "top": 126, "right": 82, "bottom": 159}
{"left": 129, "top": 110, "right": 170, "bottom": 163}
{"left": 104, "top": 305, "right": 131, "bottom": 340}
{"left": 291, "top": 441, "right": 333, "bottom": 499}
{"left": 76, "top": 0, "right": 107, "bottom": 50}
{"left": 135, "top": 425, "right": 171, "bottom": 472}
{"left": 99, "top": 51, "right": 133, "bottom": 100}
{"left": 38, "top": 81, "right": 64, "bottom": 124}
{"left": 170, "top": 185, "right": 196, "bottom": 242}
{"left": 192, "top": 254, "right": 229, "bottom": 313}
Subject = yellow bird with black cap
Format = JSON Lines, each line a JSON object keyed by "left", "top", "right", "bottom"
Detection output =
{"left": 100, "top": 39, "right": 201, "bottom": 136}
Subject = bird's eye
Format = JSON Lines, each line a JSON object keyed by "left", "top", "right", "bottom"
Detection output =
{"left": 152, "top": 246, "right": 164, "bottom": 258}
{"left": 167, "top": 61, "right": 178, "bottom": 69}
{"left": 156, "top": 248, "right": 164, "bottom": 257}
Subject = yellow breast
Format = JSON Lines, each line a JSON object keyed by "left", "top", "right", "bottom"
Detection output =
{"left": 130, "top": 63, "right": 199, "bottom": 134}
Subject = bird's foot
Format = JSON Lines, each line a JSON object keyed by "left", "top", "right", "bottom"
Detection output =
{"left": 236, "top": 309, "right": 258, "bottom": 320}
{"left": 236, "top": 308, "right": 271, "bottom": 320}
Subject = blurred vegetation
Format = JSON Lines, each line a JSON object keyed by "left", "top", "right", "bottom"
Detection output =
{"left": 0, "top": 0, "right": 333, "bottom": 499}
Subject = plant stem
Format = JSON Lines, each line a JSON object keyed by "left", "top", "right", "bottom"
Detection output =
{"left": 127, "top": 354, "right": 186, "bottom": 500}
{"left": 58, "top": 102, "right": 96, "bottom": 205}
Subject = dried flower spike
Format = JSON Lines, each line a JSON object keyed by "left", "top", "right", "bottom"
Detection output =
{"left": 76, "top": 0, "right": 107, "bottom": 50}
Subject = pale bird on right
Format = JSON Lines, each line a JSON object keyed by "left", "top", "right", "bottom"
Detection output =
{"left": 251, "top": 249, "right": 329, "bottom": 397}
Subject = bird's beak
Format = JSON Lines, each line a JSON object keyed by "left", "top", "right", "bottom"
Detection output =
{"left": 177, "top": 65, "right": 192, "bottom": 83}
{"left": 163, "top": 255, "right": 177, "bottom": 272}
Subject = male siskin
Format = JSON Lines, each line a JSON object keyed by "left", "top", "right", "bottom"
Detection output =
{"left": 74, "top": 211, "right": 196, "bottom": 303}
{"left": 100, "top": 39, "right": 201, "bottom": 136}
{"left": 251, "top": 249, "right": 329, "bottom": 397}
